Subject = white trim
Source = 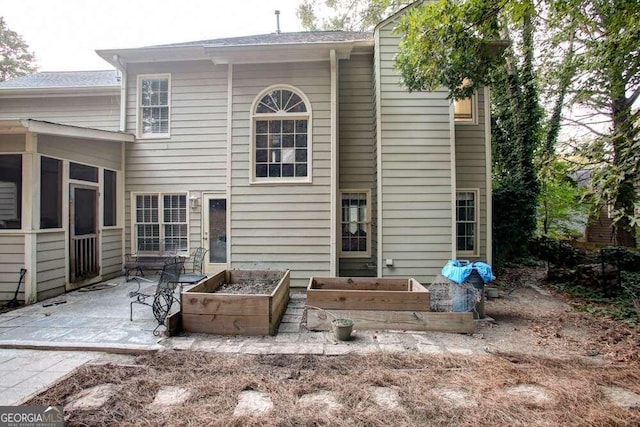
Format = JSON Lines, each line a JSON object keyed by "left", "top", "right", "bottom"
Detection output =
{"left": 62, "top": 160, "right": 70, "bottom": 286}
{"left": 136, "top": 73, "right": 171, "bottom": 139}
{"left": 18, "top": 119, "right": 134, "bottom": 142}
{"left": 249, "top": 84, "right": 313, "bottom": 184}
{"left": 374, "top": 28, "right": 383, "bottom": 277}
{"left": 450, "top": 100, "right": 457, "bottom": 258}
{"left": 202, "top": 193, "right": 229, "bottom": 274}
{"left": 330, "top": 49, "right": 338, "bottom": 276}
{"left": 130, "top": 191, "right": 190, "bottom": 256}
{"left": 456, "top": 188, "right": 480, "bottom": 258}
{"left": 226, "top": 63, "right": 233, "bottom": 268}
{"left": 338, "top": 189, "right": 372, "bottom": 258}
{"left": 484, "top": 86, "right": 493, "bottom": 264}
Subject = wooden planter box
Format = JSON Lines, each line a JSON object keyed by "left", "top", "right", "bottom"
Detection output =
{"left": 179, "top": 269, "right": 290, "bottom": 336}
{"left": 306, "top": 277, "right": 473, "bottom": 334}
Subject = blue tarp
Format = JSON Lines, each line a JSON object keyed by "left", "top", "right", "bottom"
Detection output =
{"left": 441, "top": 260, "right": 494, "bottom": 284}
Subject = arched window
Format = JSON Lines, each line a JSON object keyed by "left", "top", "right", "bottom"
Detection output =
{"left": 251, "top": 86, "right": 312, "bottom": 182}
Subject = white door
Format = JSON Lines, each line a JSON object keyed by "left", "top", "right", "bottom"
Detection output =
{"left": 202, "top": 194, "right": 228, "bottom": 274}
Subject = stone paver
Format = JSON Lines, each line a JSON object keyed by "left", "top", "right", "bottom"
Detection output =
{"left": 601, "top": 386, "right": 640, "bottom": 408}
{"left": 370, "top": 386, "right": 401, "bottom": 410}
{"left": 298, "top": 391, "right": 342, "bottom": 412}
{"left": 434, "top": 388, "right": 476, "bottom": 408}
{"left": 0, "top": 349, "right": 95, "bottom": 406}
{"left": 504, "top": 384, "right": 553, "bottom": 407}
{"left": 149, "top": 386, "right": 192, "bottom": 409}
{"left": 233, "top": 390, "right": 273, "bottom": 416}
{"left": 65, "top": 383, "right": 119, "bottom": 412}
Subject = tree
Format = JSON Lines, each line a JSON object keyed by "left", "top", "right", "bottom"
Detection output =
{"left": 537, "top": 159, "right": 588, "bottom": 240}
{"left": 0, "top": 17, "right": 37, "bottom": 81}
{"left": 395, "top": 0, "right": 543, "bottom": 262}
{"left": 544, "top": 0, "right": 640, "bottom": 247}
{"left": 297, "top": 0, "right": 411, "bottom": 31}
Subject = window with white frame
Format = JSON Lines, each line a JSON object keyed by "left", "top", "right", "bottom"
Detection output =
{"left": 138, "top": 75, "right": 170, "bottom": 138}
{"left": 340, "top": 191, "right": 370, "bottom": 256}
{"left": 456, "top": 190, "right": 479, "bottom": 254}
{"left": 252, "top": 86, "right": 311, "bottom": 181}
{"left": 134, "top": 193, "right": 187, "bottom": 253}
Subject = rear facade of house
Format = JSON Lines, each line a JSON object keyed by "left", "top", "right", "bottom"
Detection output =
{"left": 0, "top": 11, "right": 491, "bottom": 303}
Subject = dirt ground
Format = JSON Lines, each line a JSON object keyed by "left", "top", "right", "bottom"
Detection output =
{"left": 27, "top": 266, "right": 640, "bottom": 426}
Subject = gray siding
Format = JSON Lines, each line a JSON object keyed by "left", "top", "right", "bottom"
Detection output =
{"left": 338, "top": 54, "right": 377, "bottom": 277}
{"left": 455, "top": 87, "right": 488, "bottom": 260}
{"left": 0, "top": 95, "right": 120, "bottom": 131}
{"left": 376, "top": 20, "right": 453, "bottom": 281}
{"left": 124, "top": 61, "right": 229, "bottom": 255}
{"left": 38, "top": 134, "right": 122, "bottom": 171}
{"left": 231, "top": 62, "right": 332, "bottom": 287}
{"left": 0, "top": 234, "right": 25, "bottom": 302}
{"left": 36, "top": 231, "right": 66, "bottom": 301}
{"left": 102, "top": 228, "right": 123, "bottom": 279}
{"left": 0, "top": 134, "right": 25, "bottom": 152}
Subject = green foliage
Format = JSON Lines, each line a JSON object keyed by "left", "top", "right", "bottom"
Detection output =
{"left": 296, "top": 0, "right": 411, "bottom": 31}
{"left": 543, "top": 0, "right": 640, "bottom": 246}
{"left": 536, "top": 159, "right": 588, "bottom": 239}
{"left": 558, "top": 278, "right": 639, "bottom": 327}
{"left": 0, "top": 17, "right": 37, "bottom": 81}
{"left": 394, "top": 0, "right": 504, "bottom": 98}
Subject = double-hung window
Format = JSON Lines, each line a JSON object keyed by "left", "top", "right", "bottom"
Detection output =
{"left": 134, "top": 193, "right": 187, "bottom": 254}
{"left": 251, "top": 86, "right": 312, "bottom": 183}
{"left": 340, "top": 191, "right": 371, "bottom": 257}
{"left": 456, "top": 189, "right": 479, "bottom": 255}
{"left": 138, "top": 74, "right": 170, "bottom": 138}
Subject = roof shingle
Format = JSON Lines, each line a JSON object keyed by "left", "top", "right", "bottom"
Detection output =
{"left": 153, "top": 31, "right": 373, "bottom": 48}
{"left": 0, "top": 70, "right": 120, "bottom": 89}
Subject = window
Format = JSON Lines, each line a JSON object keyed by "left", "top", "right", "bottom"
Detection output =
{"left": 252, "top": 86, "right": 311, "bottom": 182}
{"left": 340, "top": 191, "right": 370, "bottom": 256}
{"left": 134, "top": 193, "right": 187, "bottom": 253}
{"left": 454, "top": 78, "right": 476, "bottom": 123}
{"left": 454, "top": 97, "right": 474, "bottom": 121}
{"left": 40, "top": 157, "right": 62, "bottom": 229}
{"left": 103, "top": 169, "right": 117, "bottom": 227}
{"left": 138, "top": 74, "right": 170, "bottom": 138}
{"left": 0, "top": 155, "right": 21, "bottom": 229}
{"left": 70, "top": 162, "right": 98, "bottom": 182}
{"left": 456, "top": 190, "right": 479, "bottom": 254}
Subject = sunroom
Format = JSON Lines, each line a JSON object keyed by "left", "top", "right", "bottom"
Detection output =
{"left": 0, "top": 119, "right": 133, "bottom": 304}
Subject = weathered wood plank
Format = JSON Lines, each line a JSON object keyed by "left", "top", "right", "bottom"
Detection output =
{"left": 269, "top": 270, "right": 291, "bottom": 335}
{"left": 306, "top": 309, "right": 474, "bottom": 334}
{"left": 307, "top": 289, "right": 429, "bottom": 311}
{"left": 182, "top": 313, "right": 270, "bottom": 335}
{"left": 309, "top": 277, "right": 408, "bottom": 291}
{"left": 181, "top": 293, "right": 270, "bottom": 316}
{"left": 187, "top": 270, "right": 226, "bottom": 293}
{"left": 229, "top": 269, "right": 289, "bottom": 283}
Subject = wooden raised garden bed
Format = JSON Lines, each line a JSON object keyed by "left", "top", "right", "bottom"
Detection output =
{"left": 179, "top": 269, "right": 290, "bottom": 336}
{"left": 306, "top": 277, "right": 473, "bottom": 334}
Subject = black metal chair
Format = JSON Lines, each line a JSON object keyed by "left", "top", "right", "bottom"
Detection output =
{"left": 129, "top": 257, "right": 184, "bottom": 336}
{"left": 178, "top": 247, "right": 208, "bottom": 289}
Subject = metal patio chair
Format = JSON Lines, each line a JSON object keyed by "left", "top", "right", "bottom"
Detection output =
{"left": 128, "top": 257, "right": 184, "bottom": 336}
{"left": 178, "top": 247, "right": 208, "bottom": 290}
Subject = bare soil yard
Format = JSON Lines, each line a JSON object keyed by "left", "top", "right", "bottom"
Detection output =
{"left": 27, "top": 266, "right": 640, "bottom": 426}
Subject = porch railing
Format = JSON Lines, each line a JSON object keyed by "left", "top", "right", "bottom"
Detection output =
{"left": 71, "top": 234, "right": 99, "bottom": 282}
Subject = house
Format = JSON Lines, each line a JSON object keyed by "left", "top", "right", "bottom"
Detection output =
{"left": 0, "top": 7, "right": 492, "bottom": 304}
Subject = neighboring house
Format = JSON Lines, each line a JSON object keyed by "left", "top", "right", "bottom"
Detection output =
{"left": 0, "top": 7, "right": 492, "bottom": 304}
